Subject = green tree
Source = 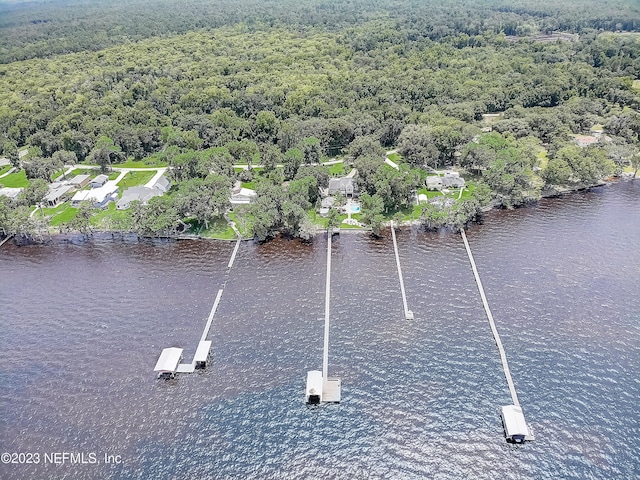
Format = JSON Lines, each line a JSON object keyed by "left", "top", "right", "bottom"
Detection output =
{"left": 360, "top": 192, "right": 385, "bottom": 236}
{"left": 19, "top": 179, "right": 49, "bottom": 207}
{"left": 131, "top": 196, "right": 179, "bottom": 237}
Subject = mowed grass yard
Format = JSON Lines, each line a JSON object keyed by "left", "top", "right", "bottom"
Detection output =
{"left": 0, "top": 170, "right": 29, "bottom": 188}
{"left": 118, "top": 170, "right": 156, "bottom": 190}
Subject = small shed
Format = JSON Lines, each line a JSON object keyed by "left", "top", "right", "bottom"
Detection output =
{"left": 154, "top": 347, "right": 184, "bottom": 378}
{"left": 90, "top": 174, "right": 109, "bottom": 188}
{"left": 306, "top": 370, "right": 323, "bottom": 404}
{"left": 319, "top": 196, "right": 335, "bottom": 217}
{"left": 501, "top": 405, "right": 534, "bottom": 443}
{"left": 194, "top": 340, "right": 212, "bottom": 369}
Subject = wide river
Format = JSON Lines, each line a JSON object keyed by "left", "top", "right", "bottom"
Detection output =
{"left": 1, "top": 182, "right": 638, "bottom": 479}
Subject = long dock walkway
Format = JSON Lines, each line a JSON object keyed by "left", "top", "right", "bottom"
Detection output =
{"left": 460, "top": 228, "right": 519, "bottom": 407}
{"left": 306, "top": 231, "right": 341, "bottom": 403}
{"left": 391, "top": 222, "right": 413, "bottom": 320}
{"left": 158, "top": 240, "right": 240, "bottom": 377}
{"left": 322, "top": 233, "right": 332, "bottom": 379}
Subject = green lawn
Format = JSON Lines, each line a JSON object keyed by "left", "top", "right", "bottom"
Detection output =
{"left": 0, "top": 164, "right": 13, "bottom": 176}
{"left": 118, "top": 159, "right": 167, "bottom": 168}
{"left": 41, "top": 204, "right": 78, "bottom": 226}
{"left": 198, "top": 217, "right": 237, "bottom": 240}
{"left": 90, "top": 202, "right": 133, "bottom": 230}
{"left": 387, "top": 152, "right": 402, "bottom": 163}
{"left": 0, "top": 170, "right": 29, "bottom": 188}
{"left": 228, "top": 209, "right": 254, "bottom": 237}
{"left": 119, "top": 170, "right": 156, "bottom": 189}
{"left": 328, "top": 162, "right": 346, "bottom": 176}
{"left": 241, "top": 181, "right": 255, "bottom": 189}
{"left": 54, "top": 167, "right": 101, "bottom": 181}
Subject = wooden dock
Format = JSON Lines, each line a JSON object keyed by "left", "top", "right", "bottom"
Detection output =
{"left": 307, "top": 232, "right": 341, "bottom": 403}
{"left": 391, "top": 222, "right": 414, "bottom": 320}
{"left": 227, "top": 237, "right": 241, "bottom": 269}
{"left": 461, "top": 228, "right": 533, "bottom": 441}
{"left": 322, "top": 378, "right": 341, "bottom": 403}
{"left": 156, "top": 238, "right": 241, "bottom": 378}
{"left": 322, "top": 232, "right": 332, "bottom": 379}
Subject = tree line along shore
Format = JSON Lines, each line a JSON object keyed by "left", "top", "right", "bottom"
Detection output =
{"left": 1, "top": 0, "right": 639, "bottom": 243}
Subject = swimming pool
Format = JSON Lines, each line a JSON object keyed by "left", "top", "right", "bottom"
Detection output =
{"left": 350, "top": 204, "right": 361, "bottom": 213}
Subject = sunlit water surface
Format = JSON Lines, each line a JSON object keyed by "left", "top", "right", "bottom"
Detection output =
{"left": 1, "top": 182, "right": 638, "bottom": 479}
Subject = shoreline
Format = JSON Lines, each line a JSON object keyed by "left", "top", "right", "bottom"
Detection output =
{"left": 1, "top": 177, "right": 634, "bottom": 247}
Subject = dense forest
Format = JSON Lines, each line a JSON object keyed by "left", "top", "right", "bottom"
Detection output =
{"left": 1, "top": 0, "right": 639, "bottom": 241}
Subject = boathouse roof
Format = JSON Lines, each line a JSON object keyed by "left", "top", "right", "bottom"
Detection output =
{"left": 154, "top": 347, "right": 183, "bottom": 373}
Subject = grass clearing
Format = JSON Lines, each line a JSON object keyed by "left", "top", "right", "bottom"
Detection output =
{"left": 118, "top": 159, "right": 167, "bottom": 168}
{"left": 119, "top": 170, "right": 155, "bottom": 189}
{"left": 195, "top": 218, "right": 238, "bottom": 240}
{"left": 0, "top": 164, "right": 12, "bottom": 175}
{"left": 328, "top": 162, "right": 346, "bottom": 176}
{"left": 41, "top": 203, "right": 78, "bottom": 226}
{"left": 387, "top": 152, "right": 402, "bottom": 163}
{"left": 91, "top": 202, "right": 133, "bottom": 230}
{"left": 0, "top": 170, "right": 29, "bottom": 188}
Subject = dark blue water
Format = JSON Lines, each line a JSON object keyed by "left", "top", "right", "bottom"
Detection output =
{"left": 0, "top": 181, "right": 638, "bottom": 479}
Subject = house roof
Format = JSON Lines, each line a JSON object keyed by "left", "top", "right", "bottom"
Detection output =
{"left": 69, "top": 174, "right": 90, "bottom": 185}
{"left": 44, "top": 184, "right": 74, "bottom": 202}
{"left": 72, "top": 181, "right": 119, "bottom": 203}
{"left": 154, "top": 175, "right": 171, "bottom": 190}
{"left": 328, "top": 177, "right": 354, "bottom": 191}
{"left": 0, "top": 187, "right": 23, "bottom": 199}
{"left": 321, "top": 197, "right": 335, "bottom": 208}
{"left": 92, "top": 174, "right": 109, "bottom": 184}
{"left": 117, "top": 186, "right": 161, "bottom": 207}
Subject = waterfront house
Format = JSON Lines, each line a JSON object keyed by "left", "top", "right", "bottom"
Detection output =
{"left": 44, "top": 184, "right": 74, "bottom": 207}
{"left": 116, "top": 186, "right": 162, "bottom": 210}
{"left": 153, "top": 175, "right": 171, "bottom": 193}
{"left": 71, "top": 181, "right": 118, "bottom": 208}
{"left": 328, "top": 177, "right": 358, "bottom": 197}
{"left": 426, "top": 176, "right": 443, "bottom": 191}
{"left": 442, "top": 171, "right": 466, "bottom": 188}
{"left": 574, "top": 135, "right": 598, "bottom": 147}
